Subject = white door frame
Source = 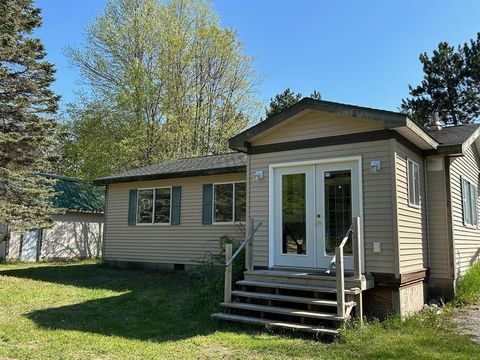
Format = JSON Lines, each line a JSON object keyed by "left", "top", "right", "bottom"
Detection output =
{"left": 268, "top": 156, "right": 364, "bottom": 270}
{"left": 272, "top": 165, "right": 316, "bottom": 268}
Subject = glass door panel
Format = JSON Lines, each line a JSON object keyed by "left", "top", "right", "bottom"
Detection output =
{"left": 273, "top": 166, "right": 315, "bottom": 268}
{"left": 282, "top": 173, "right": 307, "bottom": 255}
{"left": 324, "top": 170, "right": 352, "bottom": 255}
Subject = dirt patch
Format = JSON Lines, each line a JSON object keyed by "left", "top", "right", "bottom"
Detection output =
{"left": 454, "top": 304, "right": 480, "bottom": 344}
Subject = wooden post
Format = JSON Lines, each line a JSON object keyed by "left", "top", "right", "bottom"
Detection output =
{"left": 336, "top": 246, "right": 345, "bottom": 318}
{"left": 224, "top": 243, "right": 233, "bottom": 303}
{"left": 356, "top": 292, "right": 364, "bottom": 326}
{"left": 245, "top": 218, "right": 254, "bottom": 272}
{"left": 353, "top": 216, "right": 362, "bottom": 281}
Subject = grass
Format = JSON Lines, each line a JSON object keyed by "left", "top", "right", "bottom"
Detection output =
{"left": 455, "top": 261, "right": 480, "bottom": 306}
{"left": 0, "top": 261, "right": 479, "bottom": 359}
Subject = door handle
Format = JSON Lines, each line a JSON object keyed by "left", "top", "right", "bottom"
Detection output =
{"left": 315, "top": 214, "right": 321, "bottom": 225}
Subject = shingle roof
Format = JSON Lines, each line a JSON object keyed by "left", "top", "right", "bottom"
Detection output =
{"left": 94, "top": 152, "right": 247, "bottom": 185}
{"left": 427, "top": 123, "right": 480, "bottom": 146}
{"left": 40, "top": 174, "right": 105, "bottom": 213}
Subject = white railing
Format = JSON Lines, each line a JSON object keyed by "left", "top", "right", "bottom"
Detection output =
{"left": 333, "top": 217, "right": 362, "bottom": 318}
{"left": 224, "top": 219, "right": 262, "bottom": 303}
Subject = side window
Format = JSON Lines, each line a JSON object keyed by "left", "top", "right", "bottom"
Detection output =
{"left": 213, "top": 182, "right": 246, "bottom": 224}
{"left": 407, "top": 159, "right": 420, "bottom": 207}
{"left": 213, "top": 183, "right": 234, "bottom": 223}
{"left": 136, "top": 188, "right": 172, "bottom": 224}
{"left": 234, "top": 182, "right": 247, "bottom": 222}
{"left": 462, "top": 178, "right": 478, "bottom": 227}
{"left": 137, "top": 189, "right": 154, "bottom": 224}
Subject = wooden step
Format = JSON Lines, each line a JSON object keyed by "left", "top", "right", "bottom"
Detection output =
{"left": 211, "top": 312, "right": 339, "bottom": 335}
{"left": 232, "top": 290, "right": 356, "bottom": 308}
{"left": 236, "top": 280, "right": 361, "bottom": 295}
{"left": 220, "top": 302, "right": 348, "bottom": 321}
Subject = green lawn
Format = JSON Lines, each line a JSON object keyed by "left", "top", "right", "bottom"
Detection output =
{"left": 0, "top": 261, "right": 479, "bottom": 359}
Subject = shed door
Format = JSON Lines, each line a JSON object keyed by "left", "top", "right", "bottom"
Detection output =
{"left": 21, "top": 231, "right": 39, "bottom": 262}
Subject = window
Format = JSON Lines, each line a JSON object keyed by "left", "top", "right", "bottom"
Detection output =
{"left": 234, "top": 182, "right": 246, "bottom": 222}
{"left": 462, "top": 178, "right": 478, "bottom": 227}
{"left": 213, "top": 182, "right": 246, "bottom": 223}
{"left": 136, "top": 187, "right": 171, "bottom": 224}
{"left": 407, "top": 159, "right": 420, "bottom": 207}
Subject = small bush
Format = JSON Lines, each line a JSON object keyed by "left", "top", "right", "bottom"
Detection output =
{"left": 454, "top": 261, "right": 480, "bottom": 306}
{"left": 187, "top": 235, "right": 245, "bottom": 316}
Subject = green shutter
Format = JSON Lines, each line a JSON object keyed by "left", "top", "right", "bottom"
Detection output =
{"left": 128, "top": 189, "right": 137, "bottom": 226}
{"left": 202, "top": 184, "right": 213, "bottom": 224}
{"left": 171, "top": 186, "right": 181, "bottom": 225}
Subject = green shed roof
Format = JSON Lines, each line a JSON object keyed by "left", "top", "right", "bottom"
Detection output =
{"left": 40, "top": 174, "right": 105, "bottom": 213}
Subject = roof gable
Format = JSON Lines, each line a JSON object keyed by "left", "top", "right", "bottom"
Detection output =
{"left": 230, "top": 98, "right": 437, "bottom": 153}
{"left": 251, "top": 109, "right": 385, "bottom": 146}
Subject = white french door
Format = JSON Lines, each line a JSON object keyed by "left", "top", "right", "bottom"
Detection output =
{"left": 272, "top": 159, "right": 361, "bottom": 269}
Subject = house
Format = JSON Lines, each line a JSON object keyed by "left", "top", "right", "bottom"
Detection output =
{"left": 7, "top": 174, "right": 105, "bottom": 261}
{"left": 95, "top": 98, "right": 480, "bottom": 334}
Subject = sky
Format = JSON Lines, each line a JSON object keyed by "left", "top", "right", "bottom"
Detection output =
{"left": 35, "top": 0, "right": 480, "bottom": 112}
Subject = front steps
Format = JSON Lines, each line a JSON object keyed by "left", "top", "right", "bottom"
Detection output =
{"left": 212, "top": 270, "right": 366, "bottom": 335}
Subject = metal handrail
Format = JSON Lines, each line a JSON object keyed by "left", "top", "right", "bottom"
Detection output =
{"left": 225, "top": 222, "right": 262, "bottom": 267}
{"left": 332, "top": 217, "right": 361, "bottom": 321}
{"left": 325, "top": 226, "right": 353, "bottom": 274}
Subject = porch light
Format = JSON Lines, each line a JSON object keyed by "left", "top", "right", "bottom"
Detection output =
{"left": 370, "top": 160, "right": 381, "bottom": 173}
{"left": 253, "top": 170, "right": 264, "bottom": 181}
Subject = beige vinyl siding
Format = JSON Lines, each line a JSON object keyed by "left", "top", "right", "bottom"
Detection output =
{"left": 41, "top": 212, "right": 104, "bottom": 260}
{"left": 426, "top": 157, "right": 451, "bottom": 280}
{"left": 104, "top": 173, "right": 246, "bottom": 265}
{"left": 449, "top": 144, "right": 480, "bottom": 277}
{"left": 252, "top": 111, "right": 384, "bottom": 146}
{"left": 249, "top": 139, "right": 396, "bottom": 274}
{"left": 395, "top": 142, "right": 428, "bottom": 274}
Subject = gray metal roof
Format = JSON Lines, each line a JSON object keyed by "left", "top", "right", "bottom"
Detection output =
{"left": 94, "top": 152, "right": 246, "bottom": 185}
{"left": 427, "top": 123, "right": 480, "bottom": 146}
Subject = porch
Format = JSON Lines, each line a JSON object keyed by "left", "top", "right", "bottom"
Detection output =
{"left": 212, "top": 217, "right": 372, "bottom": 335}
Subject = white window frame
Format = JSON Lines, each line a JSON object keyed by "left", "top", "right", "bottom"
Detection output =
{"left": 461, "top": 176, "right": 478, "bottom": 228}
{"left": 407, "top": 158, "right": 421, "bottom": 208}
{"left": 212, "top": 181, "right": 246, "bottom": 225}
{"left": 136, "top": 187, "right": 172, "bottom": 226}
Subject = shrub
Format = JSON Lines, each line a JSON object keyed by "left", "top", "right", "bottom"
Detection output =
{"left": 187, "top": 235, "right": 245, "bottom": 316}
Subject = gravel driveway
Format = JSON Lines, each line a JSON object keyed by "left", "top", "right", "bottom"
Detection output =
{"left": 454, "top": 304, "right": 480, "bottom": 344}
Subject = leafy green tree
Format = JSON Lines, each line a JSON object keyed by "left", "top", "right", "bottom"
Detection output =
{"left": 402, "top": 34, "right": 480, "bottom": 127}
{"left": 62, "top": 0, "right": 259, "bottom": 179}
{"left": 57, "top": 100, "right": 139, "bottom": 180}
{"left": 265, "top": 88, "right": 321, "bottom": 118}
{"left": 0, "top": 0, "right": 60, "bottom": 232}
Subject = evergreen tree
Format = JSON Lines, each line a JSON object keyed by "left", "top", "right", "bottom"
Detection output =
{"left": 0, "top": 0, "right": 60, "bottom": 232}
{"left": 265, "top": 88, "right": 322, "bottom": 118}
{"left": 265, "top": 88, "right": 301, "bottom": 118}
{"left": 402, "top": 34, "right": 480, "bottom": 127}
{"left": 310, "top": 89, "right": 322, "bottom": 100}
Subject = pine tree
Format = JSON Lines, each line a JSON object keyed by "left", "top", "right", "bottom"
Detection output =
{"left": 265, "top": 88, "right": 301, "bottom": 118}
{"left": 265, "top": 88, "right": 322, "bottom": 118}
{"left": 310, "top": 89, "right": 322, "bottom": 100}
{"left": 0, "top": 0, "right": 60, "bottom": 232}
{"left": 402, "top": 34, "right": 480, "bottom": 127}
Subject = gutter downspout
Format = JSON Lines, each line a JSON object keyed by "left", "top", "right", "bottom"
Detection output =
{"left": 444, "top": 156, "right": 456, "bottom": 285}
{"left": 101, "top": 185, "right": 108, "bottom": 261}
{"left": 423, "top": 159, "right": 431, "bottom": 269}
